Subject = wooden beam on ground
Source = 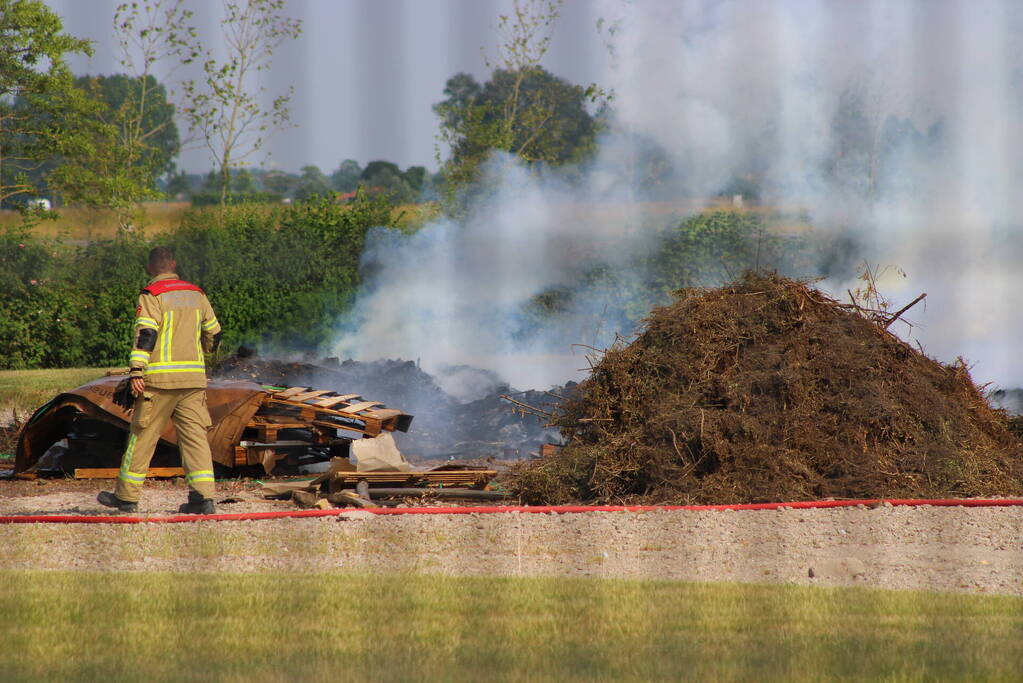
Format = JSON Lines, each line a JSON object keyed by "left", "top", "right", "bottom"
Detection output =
{"left": 330, "top": 469, "right": 497, "bottom": 489}
{"left": 75, "top": 467, "right": 185, "bottom": 479}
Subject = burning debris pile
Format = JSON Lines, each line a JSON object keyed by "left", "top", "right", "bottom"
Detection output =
{"left": 14, "top": 377, "right": 415, "bottom": 477}
{"left": 212, "top": 353, "right": 562, "bottom": 460}
{"left": 510, "top": 272, "right": 1023, "bottom": 505}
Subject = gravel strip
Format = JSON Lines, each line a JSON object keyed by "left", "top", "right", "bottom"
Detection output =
{"left": 0, "top": 483, "right": 1021, "bottom": 595}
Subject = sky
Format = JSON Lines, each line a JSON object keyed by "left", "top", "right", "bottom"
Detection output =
{"left": 41, "top": 0, "right": 1023, "bottom": 395}
{"left": 49, "top": 0, "right": 610, "bottom": 175}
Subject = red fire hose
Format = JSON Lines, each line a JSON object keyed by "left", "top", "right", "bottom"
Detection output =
{"left": 0, "top": 498, "right": 1022, "bottom": 524}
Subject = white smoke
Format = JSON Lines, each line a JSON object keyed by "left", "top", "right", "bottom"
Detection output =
{"left": 335, "top": 0, "right": 1023, "bottom": 395}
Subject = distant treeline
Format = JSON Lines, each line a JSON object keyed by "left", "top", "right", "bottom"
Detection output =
{"left": 167, "top": 161, "right": 441, "bottom": 207}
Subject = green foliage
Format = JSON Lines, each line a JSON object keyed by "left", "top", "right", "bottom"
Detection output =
{"left": 433, "top": 0, "right": 608, "bottom": 203}
{"left": 189, "top": 191, "right": 281, "bottom": 207}
{"left": 651, "top": 210, "right": 811, "bottom": 291}
{"left": 179, "top": 0, "right": 302, "bottom": 206}
{"left": 359, "top": 160, "right": 416, "bottom": 203}
{"left": 74, "top": 73, "right": 180, "bottom": 182}
{"left": 0, "top": 0, "right": 96, "bottom": 206}
{"left": 293, "top": 165, "right": 331, "bottom": 202}
{"left": 434, "top": 67, "right": 600, "bottom": 192}
{"left": 519, "top": 211, "right": 816, "bottom": 343}
{"left": 330, "top": 159, "right": 362, "bottom": 193}
{"left": 0, "top": 190, "right": 394, "bottom": 369}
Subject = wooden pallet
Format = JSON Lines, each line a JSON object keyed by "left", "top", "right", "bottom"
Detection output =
{"left": 232, "top": 385, "right": 414, "bottom": 473}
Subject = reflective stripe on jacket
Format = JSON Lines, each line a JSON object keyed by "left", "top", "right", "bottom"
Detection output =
{"left": 128, "top": 273, "right": 222, "bottom": 389}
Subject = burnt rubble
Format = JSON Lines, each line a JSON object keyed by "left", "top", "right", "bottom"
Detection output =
{"left": 212, "top": 352, "right": 565, "bottom": 460}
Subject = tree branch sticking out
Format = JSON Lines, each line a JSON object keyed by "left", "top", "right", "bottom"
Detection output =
{"left": 179, "top": 0, "right": 302, "bottom": 208}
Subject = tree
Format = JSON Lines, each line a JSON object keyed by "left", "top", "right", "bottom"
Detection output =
{"left": 74, "top": 74, "right": 180, "bottom": 181}
{"left": 180, "top": 0, "right": 302, "bottom": 207}
{"left": 330, "top": 159, "right": 361, "bottom": 193}
{"left": 360, "top": 160, "right": 413, "bottom": 203}
{"left": 435, "top": 68, "right": 598, "bottom": 174}
{"left": 230, "top": 168, "right": 256, "bottom": 194}
{"left": 403, "top": 165, "right": 427, "bottom": 193}
{"left": 294, "top": 164, "right": 331, "bottom": 202}
{"left": 0, "top": 0, "right": 95, "bottom": 206}
{"left": 433, "top": 0, "right": 605, "bottom": 194}
{"left": 262, "top": 168, "right": 297, "bottom": 197}
{"left": 165, "top": 170, "right": 191, "bottom": 198}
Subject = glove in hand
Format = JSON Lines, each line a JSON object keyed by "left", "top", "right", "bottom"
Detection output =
{"left": 113, "top": 378, "right": 136, "bottom": 413}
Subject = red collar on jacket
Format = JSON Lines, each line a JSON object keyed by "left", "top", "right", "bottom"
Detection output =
{"left": 141, "top": 274, "right": 204, "bottom": 296}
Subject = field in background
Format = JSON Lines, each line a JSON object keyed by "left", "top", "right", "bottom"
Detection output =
{"left": 0, "top": 198, "right": 806, "bottom": 243}
{"left": 0, "top": 570, "right": 1019, "bottom": 680}
{"left": 0, "top": 202, "right": 191, "bottom": 240}
{"left": 0, "top": 200, "right": 441, "bottom": 241}
{"left": 0, "top": 368, "right": 114, "bottom": 422}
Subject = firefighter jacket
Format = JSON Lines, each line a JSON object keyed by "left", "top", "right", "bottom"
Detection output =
{"left": 128, "top": 273, "right": 222, "bottom": 389}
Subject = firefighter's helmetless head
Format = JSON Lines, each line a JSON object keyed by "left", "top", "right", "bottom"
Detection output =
{"left": 146, "top": 246, "right": 177, "bottom": 276}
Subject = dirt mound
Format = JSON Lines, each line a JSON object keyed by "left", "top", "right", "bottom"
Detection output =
{"left": 510, "top": 272, "right": 1023, "bottom": 504}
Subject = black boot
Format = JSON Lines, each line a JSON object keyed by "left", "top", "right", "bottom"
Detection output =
{"left": 97, "top": 490, "right": 138, "bottom": 513}
{"left": 178, "top": 489, "right": 215, "bottom": 515}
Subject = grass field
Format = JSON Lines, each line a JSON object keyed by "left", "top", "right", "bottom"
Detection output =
{"left": 0, "top": 367, "right": 115, "bottom": 422}
{"left": 0, "top": 202, "right": 192, "bottom": 240}
{"left": 0, "top": 571, "right": 1019, "bottom": 681}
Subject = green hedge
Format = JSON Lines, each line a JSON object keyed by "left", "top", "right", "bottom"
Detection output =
{"left": 0, "top": 192, "right": 393, "bottom": 369}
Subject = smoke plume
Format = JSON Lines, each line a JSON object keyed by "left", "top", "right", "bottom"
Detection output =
{"left": 335, "top": 0, "right": 1023, "bottom": 397}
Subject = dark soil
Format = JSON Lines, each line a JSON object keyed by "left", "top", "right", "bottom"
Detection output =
{"left": 509, "top": 272, "right": 1023, "bottom": 505}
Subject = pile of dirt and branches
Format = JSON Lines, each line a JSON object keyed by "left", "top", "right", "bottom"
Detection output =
{"left": 509, "top": 272, "right": 1023, "bottom": 505}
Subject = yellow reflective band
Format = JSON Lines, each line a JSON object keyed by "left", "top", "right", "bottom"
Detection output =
{"left": 119, "top": 434, "right": 137, "bottom": 477}
{"left": 186, "top": 470, "right": 215, "bottom": 482}
{"left": 161, "top": 310, "right": 174, "bottom": 362}
{"left": 130, "top": 351, "right": 151, "bottom": 363}
{"left": 118, "top": 471, "right": 146, "bottom": 483}
{"left": 201, "top": 317, "right": 219, "bottom": 331}
{"left": 195, "top": 310, "right": 203, "bottom": 363}
{"left": 146, "top": 364, "right": 206, "bottom": 374}
{"left": 135, "top": 317, "right": 159, "bottom": 330}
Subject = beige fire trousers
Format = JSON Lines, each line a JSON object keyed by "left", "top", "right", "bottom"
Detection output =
{"left": 114, "top": 387, "right": 215, "bottom": 503}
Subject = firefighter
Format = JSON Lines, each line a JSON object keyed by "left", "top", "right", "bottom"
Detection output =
{"left": 97, "top": 246, "right": 222, "bottom": 514}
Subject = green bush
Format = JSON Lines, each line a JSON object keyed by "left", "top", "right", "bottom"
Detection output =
{"left": 0, "top": 191, "right": 394, "bottom": 369}
{"left": 189, "top": 191, "right": 282, "bottom": 207}
{"left": 518, "top": 210, "right": 816, "bottom": 343}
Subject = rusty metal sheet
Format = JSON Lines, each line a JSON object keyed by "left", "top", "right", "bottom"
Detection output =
{"left": 16, "top": 377, "right": 267, "bottom": 472}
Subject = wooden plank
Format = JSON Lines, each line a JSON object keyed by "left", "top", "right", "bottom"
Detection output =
{"left": 314, "top": 394, "right": 359, "bottom": 408}
{"left": 290, "top": 389, "right": 332, "bottom": 402}
{"left": 75, "top": 467, "right": 185, "bottom": 479}
{"left": 338, "top": 401, "right": 383, "bottom": 415}
{"left": 264, "top": 400, "right": 316, "bottom": 420}
{"left": 274, "top": 386, "right": 308, "bottom": 399}
{"left": 246, "top": 420, "right": 308, "bottom": 429}
{"left": 362, "top": 408, "right": 403, "bottom": 420}
{"left": 317, "top": 394, "right": 362, "bottom": 404}
{"left": 311, "top": 419, "right": 375, "bottom": 437}
{"left": 330, "top": 470, "right": 497, "bottom": 487}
